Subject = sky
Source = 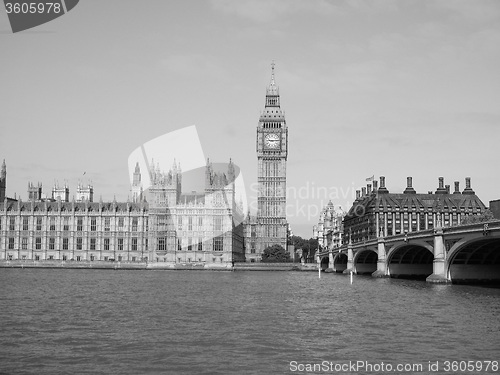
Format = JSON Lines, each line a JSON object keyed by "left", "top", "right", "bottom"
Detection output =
{"left": 1, "top": 0, "right": 499, "bottom": 238}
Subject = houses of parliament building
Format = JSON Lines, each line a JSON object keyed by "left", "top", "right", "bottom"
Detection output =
{"left": 0, "top": 65, "right": 289, "bottom": 265}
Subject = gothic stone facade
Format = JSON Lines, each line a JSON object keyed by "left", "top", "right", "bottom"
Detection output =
{"left": 243, "top": 64, "right": 288, "bottom": 262}
{"left": 145, "top": 159, "right": 245, "bottom": 265}
{"left": 313, "top": 201, "right": 345, "bottom": 251}
{"left": 0, "top": 160, "right": 244, "bottom": 265}
{"left": 0, "top": 199, "right": 149, "bottom": 262}
{"left": 1, "top": 66, "right": 287, "bottom": 264}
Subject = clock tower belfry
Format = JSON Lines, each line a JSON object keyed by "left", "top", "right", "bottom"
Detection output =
{"left": 254, "top": 62, "right": 288, "bottom": 255}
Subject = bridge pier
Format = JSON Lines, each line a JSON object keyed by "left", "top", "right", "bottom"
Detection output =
{"left": 325, "top": 250, "right": 334, "bottom": 272}
{"left": 426, "top": 227, "right": 451, "bottom": 284}
{"left": 372, "top": 237, "right": 388, "bottom": 278}
{"left": 343, "top": 241, "right": 354, "bottom": 275}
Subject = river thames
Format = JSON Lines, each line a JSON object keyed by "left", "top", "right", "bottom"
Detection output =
{"left": 0, "top": 269, "right": 498, "bottom": 374}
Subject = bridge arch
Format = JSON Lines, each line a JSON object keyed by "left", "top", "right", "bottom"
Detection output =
{"left": 353, "top": 249, "right": 377, "bottom": 275}
{"left": 320, "top": 255, "right": 329, "bottom": 271}
{"left": 332, "top": 252, "right": 348, "bottom": 273}
{"left": 447, "top": 236, "right": 500, "bottom": 284}
{"left": 387, "top": 243, "right": 433, "bottom": 280}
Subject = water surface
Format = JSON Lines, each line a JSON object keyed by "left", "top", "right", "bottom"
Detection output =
{"left": 0, "top": 269, "right": 499, "bottom": 374}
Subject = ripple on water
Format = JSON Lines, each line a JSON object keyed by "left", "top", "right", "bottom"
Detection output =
{"left": 0, "top": 269, "right": 499, "bottom": 374}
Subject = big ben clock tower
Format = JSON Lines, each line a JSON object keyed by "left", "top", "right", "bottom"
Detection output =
{"left": 255, "top": 62, "right": 288, "bottom": 254}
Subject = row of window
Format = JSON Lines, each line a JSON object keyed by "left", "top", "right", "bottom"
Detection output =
{"left": 154, "top": 257, "right": 225, "bottom": 263}
{"left": 382, "top": 212, "right": 463, "bottom": 233}
{"left": 349, "top": 211, "right": 470, "bottom": 226}
{"left": 157, "top": 237, "right": 224, "bottom": 252}
{"left": 0, "top": 216, "right": 144, "bottom": 232}
{"left": 265, "top": 97, "right": 279, "bottom": 106}
{"left": 262, "top": 122, "right": 282, "bottom": 128}
{"left": 380, "top": 212, "right": 462, "bottom": 219}
{"left": 4, "top": 237, "right": 142, "bottom": 251}
{"left": 156, "top": 215, "right": 226, "bottom": 231}
{"left": 6, "top": 254, "right": 146, "bottom": 262}
{"left": 264, "top": 224, "right": 281, "bottom": 238}
{"left": 151, "top": 192, "right": 230, "bottom": 208}
{"left": 379, "top": 206, "right": 482, "bottom": 212}
{"left": 348, "top": 213, "right": 480, "bottom": 241}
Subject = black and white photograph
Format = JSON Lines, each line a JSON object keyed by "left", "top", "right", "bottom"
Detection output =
{"left": 1, "top": 1, "right": 499, "bottom": 374}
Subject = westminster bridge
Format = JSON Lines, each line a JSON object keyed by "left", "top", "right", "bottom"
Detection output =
{"left": 317, "top": 221, "right": 500, "bottom": 283}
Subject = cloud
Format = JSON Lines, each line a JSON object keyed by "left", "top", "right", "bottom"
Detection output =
{"left": 452, "top": 112, "right": 500, "bottom": 128}
{"left": 429, "top": 0, "right": 500, "bottom": 24}
{"left": 159, "top": 54, "right": 226, "bottom": 81}
{"left": 209, "top": 0, "right": 339, "bottom": 23}
{"left": 209, "top": 0, "right": 405, "bottom": 23}
{"left": 466, "top": 28, "right": 500, "bottom": 58}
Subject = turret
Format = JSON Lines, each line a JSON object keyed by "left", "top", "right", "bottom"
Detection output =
{"left": 205, "top": 158, "right": 213, "bottom": 187}
{"left": 131, "top": 162, "right": 142, "bottom": 203}
{"left": 259, "top": 61, "right": 286, "bottom": 127}
{"left": 52, "top": 182, "right": 69, "bottom": 202}
{"left": 265, "top": 61, "right": 280, "bottom": 107}
{"left": 133, "top": 162, "right": 141, "bottom": 185}
{"left": 76, "top": 183, "right": 94, "bottom": 202}
{"left": 28, "top": 182, "right": 42, "bottom": 201}
{"left": 1, "top": 159, "right": 5, "bottom": 180}
{"left": 0, "top": 159, "right": 6, "bottom": 201}
{"left": 227, "top": 158, "right": 235, "bottom": 183}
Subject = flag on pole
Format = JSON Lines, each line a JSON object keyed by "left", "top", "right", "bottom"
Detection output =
{"left": 366, "top": 175, "right": 374, "bottom": 182}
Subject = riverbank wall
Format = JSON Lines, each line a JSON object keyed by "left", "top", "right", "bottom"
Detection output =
{"left": 0, "top": 260, "right": 319, "bottom": 271}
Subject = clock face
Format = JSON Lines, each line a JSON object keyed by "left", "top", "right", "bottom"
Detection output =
{"left": 265, "top": 133, "right": 280, "bottom": 149}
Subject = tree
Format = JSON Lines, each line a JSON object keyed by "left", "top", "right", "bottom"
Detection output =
{"left": 261, "top": 244, "right": 290, "bottom": 263}
{"left": 461, "top": 210, "right": 495, "bottom": 225}
{"left": 306, "top": 238, "right": 319, "bottom": 262}
{"left": 289, "top": 235, "right": 305, "bottom": 249}
{"left": 288, "top": 235, "right": 319, "bottom": 263}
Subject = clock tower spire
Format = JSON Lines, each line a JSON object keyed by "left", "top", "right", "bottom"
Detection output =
{"left": 249, "top": 62, "right": 288, "bottom": 260}
{"left": 265, "top": 60, "right": 280, "bottom": 108}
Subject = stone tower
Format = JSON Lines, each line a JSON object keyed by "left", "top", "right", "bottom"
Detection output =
{"left": 255, "top": 62, "right": 288, "bottom": 253}
{"left": 131, "top": 162, "right": 143, "bottom": 202}
{"left": 76, "top": 183, "right": 94, "bottom": 202}
{"left": 52, "top": 183, "right": 70, "bottom": 202}
{"left": 28, "top": 182, "right": 42, "bottom": 201}
{"left": 0, "top": 160, "right": 6, "bottom": 201}
{"left": 147, "top": 159, "right": 182, "bottom": 260}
